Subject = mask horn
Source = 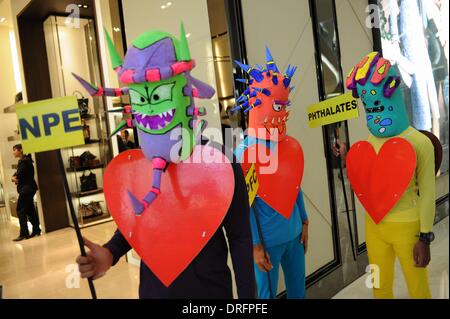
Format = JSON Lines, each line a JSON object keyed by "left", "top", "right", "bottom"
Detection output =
{"left": 234, "top": 60, "right": 264, "bottom": 82}
{"left": 72, "top": 73, "right": 129, "bottom": 97}
{"left": 179, "top": 22, "right": 192, "bottom": 61}
{"left": 104, "top": 28, "right": 123, "bottom": 71}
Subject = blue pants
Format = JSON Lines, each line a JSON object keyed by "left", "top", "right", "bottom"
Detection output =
{"left": 254, "top": 236, "right": 306, "bottom": 299}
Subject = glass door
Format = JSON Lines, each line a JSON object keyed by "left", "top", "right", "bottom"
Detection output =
{"left": 308, "top": 0, "right": 368, "bottom": 296}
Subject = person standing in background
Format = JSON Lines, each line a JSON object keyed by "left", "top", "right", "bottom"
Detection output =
{"left": 117, "top": 130, "right": 136, "bottom": 153}
{"left": 11, "top": 144, "right": 40, "bottom": 242}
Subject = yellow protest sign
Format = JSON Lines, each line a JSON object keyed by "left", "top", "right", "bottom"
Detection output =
{"left": 16, "top": 96, "right": 85, "bottom": 153}
{"left": 307, "top": 93, "right": 359, "bottom": 128}
{"left": 245, "top": 163, "right": 259, "bottom": 206}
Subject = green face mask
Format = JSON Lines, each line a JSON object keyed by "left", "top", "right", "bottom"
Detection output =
{"left": 128, "top": 75, "right": 190, "bottom": 135}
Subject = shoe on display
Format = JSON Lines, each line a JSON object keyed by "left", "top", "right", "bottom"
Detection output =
{"left": 12, "top": 235, "right": 29, "bottom": 242}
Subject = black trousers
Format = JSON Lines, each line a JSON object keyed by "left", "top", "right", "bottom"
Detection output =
{"left": 16, "top": 193, "right": 40, "bottom": 236}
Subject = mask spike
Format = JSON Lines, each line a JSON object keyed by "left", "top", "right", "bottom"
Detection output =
{"left": 72, "top": 72, "right": 128, "bottom": 97}
{"left": 72, "top": 72, "right": 99, "bottom": 96}
{"left": 179, "top": 22, "right": 192, "bottom": 61}
{"left": 104, "top": 28, "right": 123, "bottom": 70}
{"left": 272, "top": 76, "right": 279, "bottom": 85}
{"left": 265, "top": 46, "right": 280, "bottom": 74}
{"left": 235, "top": 60, "right": 264, "bottom": 82}
{"left": 236, "top": 78, "right": 254, "bottom": 85}
{"left": 110, "top": 120, "right": 128, "bottom": 136}
{"left": 253, "top": 87, "right": 271, "bottom": 96}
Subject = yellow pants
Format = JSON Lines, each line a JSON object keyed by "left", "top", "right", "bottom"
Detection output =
{"left": 365, "top": 218, "right": 431, "bottom": 299}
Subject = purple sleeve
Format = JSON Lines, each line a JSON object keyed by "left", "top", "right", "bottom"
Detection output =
{"left": 103, "top": 229, "right": 132, "bottom": 266}
{"left": 222, "top": 161, "right": 256, "bottom": 299}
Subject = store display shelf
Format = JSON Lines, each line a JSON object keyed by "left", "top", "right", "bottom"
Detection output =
{"left": 84, "top": 139, "right": 102, "bottom": 145}
{"left": 7, "top": 135, "right": 20, "bottom": 142}
{"left": 74, "top": 188, "right": 103, "bottom": 198}
{"left": 66, "top": 163, "right": 104, "bottom": 172}
{"left": 3, "top": 102, "right": 22, "bottom": 114}
{"left": 70, "top": 215, "right": 113, "bottom": 229}
{"left": 81, "top": 114, "right": 99, "bottom": 120}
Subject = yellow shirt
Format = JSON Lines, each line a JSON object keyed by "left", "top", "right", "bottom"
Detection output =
{"left": 367, "top": 126, "right": 436, "bottom": 232}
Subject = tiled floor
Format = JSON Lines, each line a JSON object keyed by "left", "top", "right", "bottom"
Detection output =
{"left": 1, "top": 206, "right": 448, "bottom": 299}
{"left": 333, "top": 217, "right": 449, "bottom": 299}
{"left": 0, "top": 210, "right": 139, "bottom": 299}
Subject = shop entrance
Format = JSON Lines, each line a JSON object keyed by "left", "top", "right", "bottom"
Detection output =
{"left": 307, "top": 0, "right": 368, "bottom": 297}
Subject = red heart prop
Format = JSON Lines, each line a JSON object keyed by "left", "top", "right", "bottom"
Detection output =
{"left": 241, "top": 137, "right": 304, "bottom": 219}
{"left": 346, "top": 138, "right": 416, "bottom": 224}
{"left": 103, "top": 145, "right": 234, "bottom": 287}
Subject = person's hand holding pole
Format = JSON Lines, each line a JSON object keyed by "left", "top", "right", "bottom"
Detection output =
{"left": 76, "top": 237, "right": 113, "bottom": 280}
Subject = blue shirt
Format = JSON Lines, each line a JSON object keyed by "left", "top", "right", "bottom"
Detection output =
{"left": 235, "top": 136, "right": 308, "bottom": 248}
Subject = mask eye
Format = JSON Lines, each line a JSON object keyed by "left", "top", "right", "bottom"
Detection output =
{"left": 129, "top": 89, "right": 148, "bottom": 106}
{"left": 150, "top": 83, "right": 175, "bottom": 104}
{"left": 273, "top": 103, "right": 283, "bottom": 112}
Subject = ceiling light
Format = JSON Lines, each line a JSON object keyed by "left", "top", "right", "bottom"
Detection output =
{"left": 161, "top": 5, "right": 166, "bottom": 9}
{"left": 83, "top": 4, "right": 88, "bottom": 8}
{"left": 113, "top": 27, "right": 121, "bottom": 32}
{"left": 0, "top": 17, "right": 6, "bottom": 23}
{"left": 186, "top": 33, "right": 191, "bottom": 38}
{"left": 77, "top": 4, "right": 83, "bottom": 7}
{"left": 65, "top": 19, "right": 71, "bottom": 24}
{"left": 167, "top": 2, "right": 172, "bottom": 6}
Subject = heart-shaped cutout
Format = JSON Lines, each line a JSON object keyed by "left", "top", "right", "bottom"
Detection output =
{"left": 241, "top": 137, "right": 304, "bottom": 219}
{"left": 346, "top": 137, "right": 416, "bottom": 224}
{"left": 103, "top": 145, "right": 235, "bottom": 287}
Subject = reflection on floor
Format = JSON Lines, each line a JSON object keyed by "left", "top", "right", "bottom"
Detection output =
{"left": 1, "top": 204, "right": 447, "bottom": 299}
{"left": 0, "top": 208, "right": 139, "bottom": 299}
{"left": 333, "top": 217, "right": 449, "bottom": 299}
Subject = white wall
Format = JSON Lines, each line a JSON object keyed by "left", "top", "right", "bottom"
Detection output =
{"left": 0, "top": 0, "right": 46, "bottom": 231}
{"left": 0, "top": 19, "right": 23, "bottom": 222}
{"left": 241, "top": 0, "right": 336, "bottom": 294}
{"left": 336, "top": 0, "right": 375, "bottom": 247}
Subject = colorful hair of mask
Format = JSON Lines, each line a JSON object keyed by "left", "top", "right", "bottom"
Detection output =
{"left": 232, "top": 46, "right": 297, "bottom": 141}
{"left": 346, "top": 52, "right": 409, "bottom": 137}
{"left": 72, "top": 23, "right": 215, "bottom": 214}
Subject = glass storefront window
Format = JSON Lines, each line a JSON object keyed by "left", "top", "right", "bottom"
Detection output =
{"left": 377, "top": 0, "right": 449, "bottom": 175}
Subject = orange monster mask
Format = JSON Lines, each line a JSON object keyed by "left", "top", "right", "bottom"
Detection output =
{"left": 233, "top": 46, "right": 297, "bottom": 141}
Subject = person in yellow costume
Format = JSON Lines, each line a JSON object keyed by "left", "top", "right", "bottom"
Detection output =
{"left": 346, "top": 52, "right": 437, "bottom": 299}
